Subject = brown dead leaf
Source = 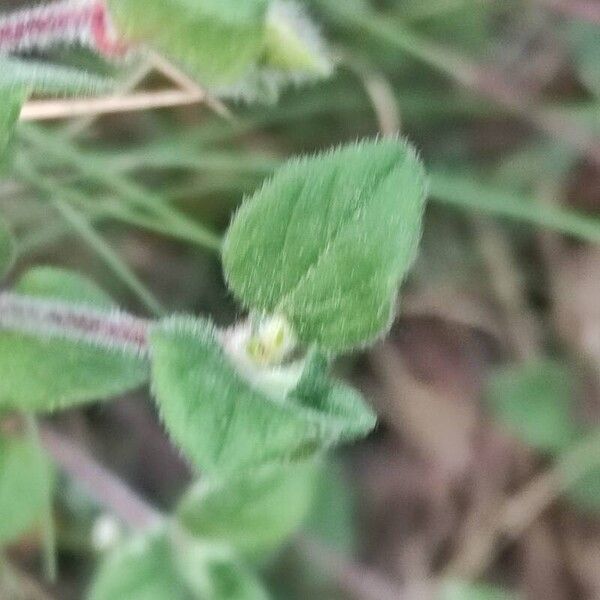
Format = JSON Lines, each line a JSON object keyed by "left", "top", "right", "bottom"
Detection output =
{"left": 368, "top": 317, "right": 498, "bottom": 478}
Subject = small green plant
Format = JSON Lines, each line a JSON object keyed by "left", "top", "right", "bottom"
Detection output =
{"left": 0, "top": 133, "right": 427, "bottom": 596}
{"left": 2, "top": 0, "right": 600, "bottom": 598}
{"left": 0, "top": 4, "right": 426, "bottom": 594}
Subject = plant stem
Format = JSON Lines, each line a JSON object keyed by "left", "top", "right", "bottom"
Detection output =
{"left": 0, "top": 0, "right": 126, "bottom": 58}
{"left": 0, "top": 292, "right": 150, "bottom": 356}
{"left": 39, "top": 426, "right": 162, "bottom": 530}
{"left": 0, "top": 288, "right": 415, "bottom": 596}
{"left": 23, "top": 415, "right": 57, "bottom": 583}
{"left": 20, "top": 88, "right": 207, "bottom": 121}
{"left": 38, "top": 425, "right": 410, "bottom": 599}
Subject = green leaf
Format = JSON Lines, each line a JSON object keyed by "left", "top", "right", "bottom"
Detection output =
{"left": 149, "top": 316, "right": 375, "bottom": 474}
{"left": 90, "top": 528, "right": 270, "bottom": 600}
{"left": 0, "top": 215, "right": 15, "bottom": 281}
{"left": 177, "top": 463, "right": 317, "bottom": 558}
{"left": 16, "top": 267, "right": 115, "bottom": 306}
{"left": 0, "top": 433, "right": 54, "bottom": 545}
{"left": 88, "top": 530, "right": 190, "bottom": 600}
{"left": 440, "top": 580, "right": 518, "bottom": 600}
{"left": 264, "top": 1, "right": 332, "bottom": 77}
{"left": 486, "top": 359, "right": 578, "bottom": 453}
{"left": 107, "top": 0, "right": 269, "bottom": 86}
{"left": 304, "top": 461, "right": 356, "bottom": 555}
{"left": 568, "top": 466, "right": 600, "bottom": 514}
{"left": 171, "top": 533, "right": 270, "bottom": 600}
{"left": 0, "top": 267, "right": 148, "bottom": 412}
{"left": 222, "top": 139, "right": 427, "bottom": 353}
{"left": 0, "top": 86, "right": 26, "bottom": 172}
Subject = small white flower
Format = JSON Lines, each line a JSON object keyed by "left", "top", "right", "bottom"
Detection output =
{"left": 91, "top": 513, "right": 122, "bottom": 552}
{"left": 219, "top": 314, "right": 304, "bottom": 400}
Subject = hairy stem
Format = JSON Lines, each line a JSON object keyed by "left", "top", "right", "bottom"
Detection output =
{"left": 39, "top": 425, "right": 162, "bottom": 529}
{"left": 39, "top": 425, "right": 411, "bottom": 598}
{"left": 0, "top": 292, "right": 150, "bottom": 356}
{"left": 0, "top": 0, "right": 126, "bottom": 58}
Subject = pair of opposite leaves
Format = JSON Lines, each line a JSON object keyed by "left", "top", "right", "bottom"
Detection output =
{"left": 0, "top": 139, "right": 427, "bottom": 475}
{"left": 88, "top": 138, "right": 427, "bottom": 600}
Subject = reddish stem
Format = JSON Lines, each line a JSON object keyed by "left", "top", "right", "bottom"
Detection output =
{"left": 40, "top": 425, "right": 163, "bottom": 529}
{"left": 88, "top": 1, "right": 129, "bottom": 58}
{"left": 0, "top": 292, "right": 150, "bottom": 355}
{"left": 0, "top": 0, "right": 128, "bottom": 58}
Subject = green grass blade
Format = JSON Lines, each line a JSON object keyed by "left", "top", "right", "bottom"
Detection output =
{"left": 49, "top": 197, "right": 164, "bottom": 316}
{"left": 19, "top": 125, "right": 222, "bottom": 254}
{"left": 14, "top": 159, "right": 164, "bottom": 316}
{"left": 429, "top": 171, "right": 600, "bottom": 244}
{"left": 24, "top": 415, "right": 57, "bottom": 582}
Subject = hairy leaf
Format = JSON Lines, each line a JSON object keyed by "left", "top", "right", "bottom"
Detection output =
{"left": 486, "top": 359, "right": 578, "bottom": 453}
{"left": 214, "top": 1, "right": 333, "bottom": 104}
{"left": 441, "top": 579, "right": 517, "bottom": 600}
{"left": 0, "top": 433, "right": 53, "bottom": 544}
{"left": 264, "top": 1, "right": 332, "bottom": 76}
{"left": 0, "top": 215, "right": 15, "bottom": 280}
{"left": 89, "top": 530, "right": 189, "bottom": 600}
{"left": 107, "top": 0, "right": 269, "bottom": 86}
{"left": 149, "top": 317, "right": 375, "bottom": 474}
{"left": 0, "top": 267, "right": 148, "bottom": 412}
{"left": 177, "top": 463, "right": 317, "bottom": 557}
{"left": 171, "top": 533, "right": 269, "bottom": 600}
{"left": 223, "top": 139, "right": 427, "bottom": 353}
{"left": 90, "top": 528, "right": 269, "bottom": 600}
